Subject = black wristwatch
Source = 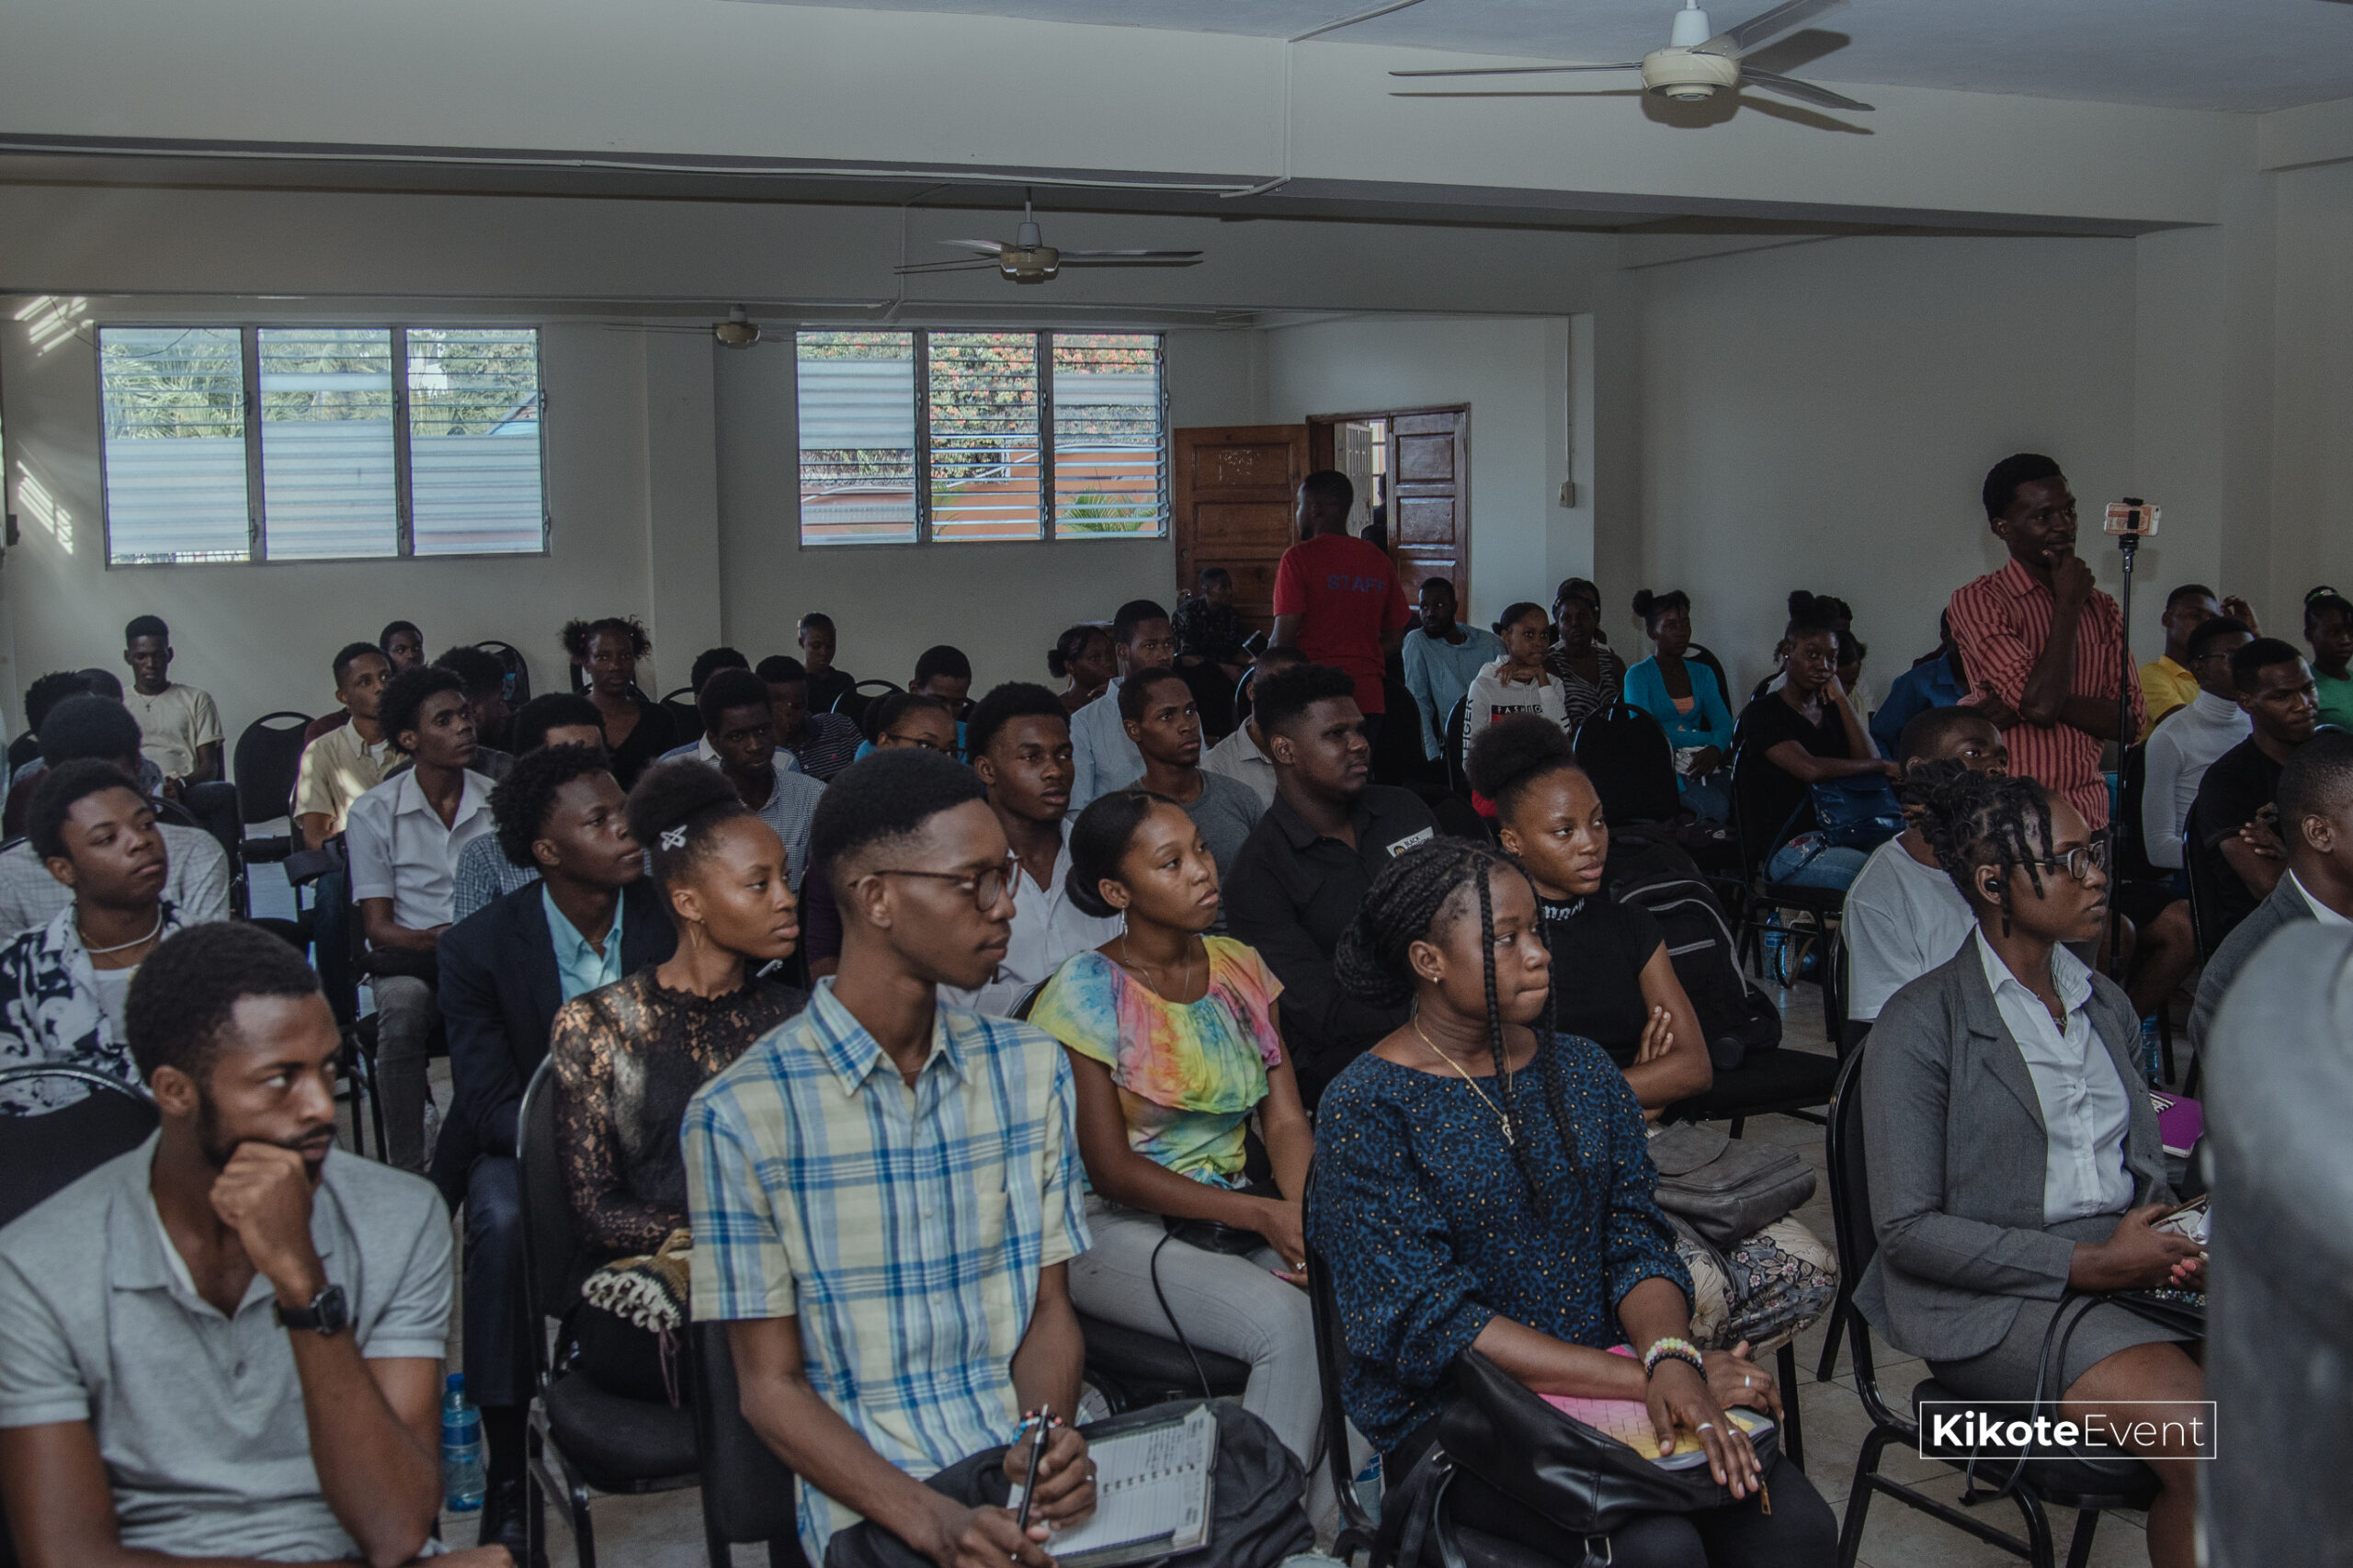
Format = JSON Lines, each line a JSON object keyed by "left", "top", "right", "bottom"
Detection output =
{"left": 274, "top": 1282, "right": 350, "bottom": 1336}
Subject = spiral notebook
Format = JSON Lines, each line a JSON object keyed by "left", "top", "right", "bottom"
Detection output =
{"left": 1008, "top": 1403, "right": 1217, "bottom": 1568}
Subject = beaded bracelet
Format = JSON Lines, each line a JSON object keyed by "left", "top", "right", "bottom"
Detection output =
{"left": 1019, "top": 1409, "right": 1067, "bottom": 1430}
{"left": 1642, "top": 1337, "right": 1705, "bottom": 1378}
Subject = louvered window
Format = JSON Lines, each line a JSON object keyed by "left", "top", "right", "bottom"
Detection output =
{"left": 796, "top": 332, "right": 918, "bottom": 546}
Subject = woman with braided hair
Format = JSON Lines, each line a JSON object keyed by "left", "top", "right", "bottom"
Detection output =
{"left": 1859, "top": 767, "right": 2205, "bottom": 1568}
{"left": 1306, "top": 840, "right": 1836, "bottom": 1567}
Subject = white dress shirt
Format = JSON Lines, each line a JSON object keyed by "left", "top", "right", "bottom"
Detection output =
{"left": 938, "top": 816, "right": 1122, "bottom": 1017}
{"left": 2141, "top": 689, "right": 2250, "bottom": 869}
{"left": 1842, "top": 835, "right": 1975, "bottom": 1022}
{"left": 1972, "top": 930, "right": 2134, "bottom": 1225}
{"left": 344, "top": 768, "right": 496, "bottom": 930}
{"left": 1201, "top": 723, "right": 1278, "bottom": 810}
{"left": 2291, "top": 869, "right": 2353, "bottom": 926}
{"left": 1069, "top": 677, "right": 1143, "bottom": 814}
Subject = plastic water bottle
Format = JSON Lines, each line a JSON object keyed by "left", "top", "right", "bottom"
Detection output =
{"left": 1353, "top": 1454, "right": 1383, "bottom": 1525}
{"left": 1760, "top": 911, "right": 1788, "bottom": 986}
{"left": 441, "top": 1372, "right": 486, "bottom": 1514}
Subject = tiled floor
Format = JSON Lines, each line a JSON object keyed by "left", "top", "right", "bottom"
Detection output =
{"left": 413, "top": 984, "right": 2156, "bottom": 1568}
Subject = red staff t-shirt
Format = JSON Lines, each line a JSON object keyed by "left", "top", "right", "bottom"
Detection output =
{"left": 1271, "top": 532, "right": 1412, "bottom": 714}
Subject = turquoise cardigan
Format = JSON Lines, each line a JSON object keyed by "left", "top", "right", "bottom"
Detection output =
{"left": 1623, "top": 656, "right": 1735, "bottom": 756}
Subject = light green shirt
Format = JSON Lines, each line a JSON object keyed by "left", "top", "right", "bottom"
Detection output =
{"left": 543, "top": 885, "right": 624, "bottom": 1002}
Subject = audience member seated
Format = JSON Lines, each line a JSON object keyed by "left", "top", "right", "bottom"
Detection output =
{"left": 0, "top": 697, "right": 230, "bottom": 941}
{"left": 1202, "top": 646, "right": 1304, "bottom": 810}
{"left": 1624, "top": 588, "right": 1736, "bottom": 822}
{"left": 1949, "top": 454, "right": 2140, "bottom": 831}
{"left": 347, "top": 665, "right": 495, "bottom": 1172}
{"left": 1029, "top": 790, "right": 1333, "bottom": 1508}
{"left": 1072, "top": 598, "right": 1176, "bottom": 812}
{"left": 1869, "top": 613, "right": 1969, "bottom": 761}
{"left": 2189, "top": 636, "right": 2319, "bottom": 936}
{"left": 120, "top": 614, "right": 225, "bottom": 791}
{"left": 2306, "top": 585, "right": 2353, "bottom": 732}
{"left": 0, "top": 762, "right": 196, "bottom": 1114}
{"left": 551, "top": 760, "right": 806, "bottom": 1404}
{"left": 1048, "top": 623, "right": 1117, "bottom": 718}
{"left": 912, "top": 642, "right": 975, "bottom": 733}
{"left": 1174, "top": 565, "right": 1252, "bottom": 675}
{"left": 685, "top": 748, "right": 1097, "bottom": 1566}
{"left": 2140, "top": 585, "right": 2223, "bottom": 736}
{"left": 659, "top": 651, "right": 758, "bottom": 767}
{"left": 6, "top": 670, "right": 97, "bottom": 778}
{"left": 565, "top": 615, "right": 679, "bottom": 790}
{"left": 2142, "top": 617, "right": 2254, "bottom": 872}
{"left": 294, "top": 642, "right": 396, "bottom": 852}
{"left": 1271, "top": 471, "right": 1410, "bottom": 751}
{"left": 858, "top": 688, "right": 960, "bottom": 764}
{"left": 798, "top": 611, "right": 855, "bottom": 718}
{"left": 947, "top": 683, "right": 1118, "bottom": 1016}
{"left": 437, "top": 643, "right": 520, "bottom": 760}
{"left": 1842, "top": 710, "right": 2009, "bottom": 1028}
{"left": 1858, "top": 768, "right": 2204, "bottom": 1568}
{"left": 759, "top": 653, "right": 863, "bottom": 781}
{"left": 1734, "top": 592, "right": 1899, "bottom": 891}
{"left": 1120, "top": 668, "right": 1265, "bottom": 901}
{"left": 695, "top": 668, "right": 824, "bottom": 892}
{"left": 1544, "top": 576, "right": 1628, "bottom": 733}
{"left": 2191, "top": 731, "right": 2353, "bottom": 1052}
{"left": 0, "top": 924, "right": 503, "bottom": 1568}
{"left": 451, "top": 693, "right": 607, "bottom": 921}
{"left": 1223, "top": 663, "right": 1438, "bottom": 1108}
{"left": 1471, "top": 717, "right": 1839, "bottom": 1353}
{"left": 381, "top": 618, "right": 427, "bottom": 676}
{"left": 437, "top": 741, "right": 675, "bottom": 1548}
{"left": 1307, "top": 839, "right": 1835, "bottom": 1567}
{"left": 1461, "top": 601, "right": 1564, "bottom": 750}
{"left": 1400, "top": 575, "right": 1502, "bottom": 766}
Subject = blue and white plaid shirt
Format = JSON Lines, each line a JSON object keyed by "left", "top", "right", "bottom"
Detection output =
{"left": 685, "top": 979, "right": 1088, "bottom": 1560}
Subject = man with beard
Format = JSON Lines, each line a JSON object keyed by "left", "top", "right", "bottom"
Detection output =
{"left": 0, "top": 922, "right": 507, "bottom": 1566}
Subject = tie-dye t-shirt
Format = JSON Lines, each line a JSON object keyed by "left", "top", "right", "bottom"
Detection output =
{"left": 1029, "top": 936, "right": 1285, "bottom": 1182}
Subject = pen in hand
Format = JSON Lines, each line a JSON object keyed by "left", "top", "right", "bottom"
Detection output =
{"left": 1014, "top": 1406, "right": 1052, "bottom": 1533}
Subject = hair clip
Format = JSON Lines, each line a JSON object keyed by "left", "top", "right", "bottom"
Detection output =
{"left": 660, "top": 826, "right": 688, "bottom": 850}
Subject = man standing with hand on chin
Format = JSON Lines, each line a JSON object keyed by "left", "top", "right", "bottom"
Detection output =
{"left": 1948, "top": 453, "right": 2143, "bottom": 831}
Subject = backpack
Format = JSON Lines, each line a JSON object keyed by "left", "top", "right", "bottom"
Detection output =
{"left": 1605, "top": 830, "right": 1782, "bottom": 1070}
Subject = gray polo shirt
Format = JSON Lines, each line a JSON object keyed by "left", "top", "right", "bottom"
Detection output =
{"left": 0, "top": 1135, "right": 452, "bottom": 1562}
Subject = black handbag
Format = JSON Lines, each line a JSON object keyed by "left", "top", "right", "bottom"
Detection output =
{"left": 1379, "top": 1349, "right": 1779, "bottom": 1568}
{"left": 1162, "top": 1177, "right": 1282, "bottom": 1256}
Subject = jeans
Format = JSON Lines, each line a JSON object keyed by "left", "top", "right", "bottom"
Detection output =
{"left": 461, "top": 1156, "right": 533, "bottom": 1411}
{"left": 1679, "top": 777, "right": 1732, "bottom": 823}
{"left": 369, "top": 974, "right": 438, "bottom": 1172}
{"left": 1767, "top": 839, "right": 1868, "bottom": 891}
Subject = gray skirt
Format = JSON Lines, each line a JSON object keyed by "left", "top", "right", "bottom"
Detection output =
{"left": 1928, "top": 1295, "right": 2192, "bottom": 1402}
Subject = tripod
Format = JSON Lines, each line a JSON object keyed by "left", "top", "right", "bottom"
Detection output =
{"left": 2110, "top": 505, "right": 2144, "bottom": 1073}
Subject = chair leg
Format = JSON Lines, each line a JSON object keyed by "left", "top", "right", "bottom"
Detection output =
{"left": 2011, "top": 1489, "right": 2057, "bottom": 1568}
{"left": 2063, "top": 1508, "right": 2104, "bottom": 1568}
{"left": 1815, "top": 1284, "right": 1852, "bottom": 1382}
{"left": 1728, "top": 1116, "right": 1745, "bottom": 1140}
{"left": 2159, "top": 1009, "right": 2177, "bottom": 1087}
{"left": 570, "top": 1483, "right": 598, "bottom": 1568}
{"left": 707, "top": 1525, "right": 734, "bottom": 1568}
{"left": 1776, "top": 1340, "right": 1803, "bottom": 1471}
{"left": 1835, "top": 1426, "right": 1889, "bottom": 1568}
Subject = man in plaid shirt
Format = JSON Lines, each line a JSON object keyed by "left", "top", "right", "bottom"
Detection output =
{"left": 686, "top": 748, "right": 1098, "bottom": 1567}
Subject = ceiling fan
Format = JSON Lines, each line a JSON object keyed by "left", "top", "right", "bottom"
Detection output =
{"left": 1390, "top": 0, "right": 1872, "bottom": 114}
{"left": 894, "top": 191, "right": 1205, "bottom": 285}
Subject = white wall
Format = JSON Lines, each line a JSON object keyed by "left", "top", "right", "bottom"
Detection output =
{"left": 2267, "top": 159, "right": 2353, "bottom": 622}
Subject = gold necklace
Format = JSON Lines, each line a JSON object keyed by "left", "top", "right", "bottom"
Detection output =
{"left": 1413, "top": 1017, "right": 1515, "bottom": 1144}
{"left": 1120, "top": 932, "right": 1198, "bottom": 1001}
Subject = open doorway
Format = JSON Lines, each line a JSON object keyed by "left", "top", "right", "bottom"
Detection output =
{"left": 1308, "top": 405, "right": 1468, "bottom": 609}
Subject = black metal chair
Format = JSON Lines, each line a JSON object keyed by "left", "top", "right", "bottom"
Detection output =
{"left": 232, "top": 710, "right": 317, "bottom": 921}
{"left": 1573, "top": 702, "right": 1682, "bottom": 827}
{"left": 830, "top": 679, "right": 905, "bottom": 734}
{"left": 1727, "top": 737, "right": 1847, "bottom": 986}
{"left": 690, "top": 1321, "right": 813, "bottom": 1568}
{"left": 516, "top": 1059, "right": 708, "bottom": 1568}
{"left": 1822, "top": 1049, "right": 2160, "bottom": 1568}
{"left": 0, "top": 1065, "right": 159, "bottom": 1228}
{"left": 477, "top": 641, "right": 533, "bottom": 708}
{"left": 1440, "top": 695, "right": 1471, "bottom": 800}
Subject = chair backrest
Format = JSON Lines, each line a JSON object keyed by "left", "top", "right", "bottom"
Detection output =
{"left": 1686, "top": 643, "right": 1732, "bottom": 710}
{"left": 2113, "top": 742, "right": 2159, "bottom": 884}
{"left": 1573, "top": 701, "right": 1681, "bottom": 826}
{"left": 1822, "top": 1046, "right": 1905, "bottom": 1427}
{"left": 691, "top": 1321, "right": 811, "bottom": 1562}
{"left": 515, "top": 1057, "right": 581, "bottom": 1360}
{"left": 1231, "top": 667, "right": 1257, "bottom": 729}
{"left": 233, "top": 710, "right": 318, "bottom": 825}
{"left": 1302, "top": 1184, "right": 1378, "bottom": 1558}
{"left": 835, "top": 678, "right": 905, "bottom": 732}
{"left": 475, "top": 641, "right": 531, "bottom": 707}
{"left": 1441, "top": 695, "right": 1470, "bottom": 799}
{"left": 1726, "top": 723, "right": 1773, "bottom": 883}
{"left": 0, "top": 1066, "right": 159, "bottom": 1229}
{"left": 2182, "top": 796, "right": 2224, "bottom": 961}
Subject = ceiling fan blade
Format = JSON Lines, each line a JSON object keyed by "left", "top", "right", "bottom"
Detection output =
{"left": 1739, "top": 67, "right": 1873, "bottom": 111}
{"left": 1390, "top": 61, "right": 1642, "bottom": 77}
{"left": 1057, "top": 257, "right": 1208, "bottom": 268}
{"left": 1290, "top": 0, "right": 1428, "bottom": 43}
{"left": 937, "top": 239, "right": 1007, "bottom": 254}
{"left": 1056, "top": 248, "right": 1206, "bottom": 260}
{"left": 1691, "top": 0, "right": 1848, "bottom": 58}
{"left": 892, "top": 258, "right": 1000, "bottom": 275}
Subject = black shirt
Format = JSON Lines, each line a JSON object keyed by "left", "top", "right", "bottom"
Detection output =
{"left": 1735, "top": 692, "right": 1852, "bottom": 846}
{"left": 806, "top": 667, "right": 857, "bottom": 719}
{"left": 1538, "top": 895, "right": 1666, "bottom": 1067}
{"left": 2191, "top": 736, "right": 2287, "bottom": 935}
{"left": 604, "top": 696, "right": 682, "bottom": 791}
{"left": 1222, "top": 784, "right": 1441, "bottom": 1108}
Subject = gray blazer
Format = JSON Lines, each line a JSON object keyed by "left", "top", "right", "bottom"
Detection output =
{"left": 2189, "top": 879, "right": 2313, "bottom": 1054}
{"left": 1852, "top": 944, "right": 2173, "bottom": 1364}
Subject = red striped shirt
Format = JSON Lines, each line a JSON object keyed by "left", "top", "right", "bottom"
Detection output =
{"left": 1947, "top": 558, "right": 2143, "bottom": 829}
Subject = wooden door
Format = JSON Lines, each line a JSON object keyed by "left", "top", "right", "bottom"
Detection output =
{"left": 1171, "top": 425, "right": 1309, "bottom": 637}
{"left": 1307, "top": 406, "right": 1469, "bottom": 611}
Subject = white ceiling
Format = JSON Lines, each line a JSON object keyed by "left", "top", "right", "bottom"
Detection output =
{"left": 733, "top": 0, "right": 2353, "bottom": 113}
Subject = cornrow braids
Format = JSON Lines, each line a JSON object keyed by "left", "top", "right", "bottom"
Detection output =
{"left": 1916, "top": 767, "right": 2055, "bottom": 937}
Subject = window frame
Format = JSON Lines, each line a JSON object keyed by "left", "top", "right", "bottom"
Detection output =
{"left": 95, "top": 322, "right": 551, "bottom": 568}
{"left": 795, "top": 327, "right": 1166, "bottom": 549}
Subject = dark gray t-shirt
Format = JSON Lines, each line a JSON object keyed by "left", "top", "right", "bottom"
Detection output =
{"left": 1120, "top": 768, "right": 1267, "bottom": 929}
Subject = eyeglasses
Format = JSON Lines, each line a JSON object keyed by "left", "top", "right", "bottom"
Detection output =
{"left": 861, "top": 856, "right": 1017, "bottom": 910}
{"left": 2029, "top": 840, "right": 2109, "bottom": 883}
{"left": 878, "top": 730, "right": 951, "bottom": 753}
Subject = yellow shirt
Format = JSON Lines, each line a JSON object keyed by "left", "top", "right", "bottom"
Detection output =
{"left": 292, "top": 720, "right": 392, "bottom": 835}
{"left": 2139, "top": 655, "right": 2199, "bottom": 739}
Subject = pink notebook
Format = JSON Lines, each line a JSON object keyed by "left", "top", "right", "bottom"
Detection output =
{"left": 2148, "top": 1090, "right": 2202, "bottom": 1159}
{"left": 1536, "top": 1348, "right": 1774, "bottom": 1468}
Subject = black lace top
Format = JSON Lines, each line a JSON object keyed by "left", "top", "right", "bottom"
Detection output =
{"left": 548, "top": 965, "right": 807, "bottom": 1256}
